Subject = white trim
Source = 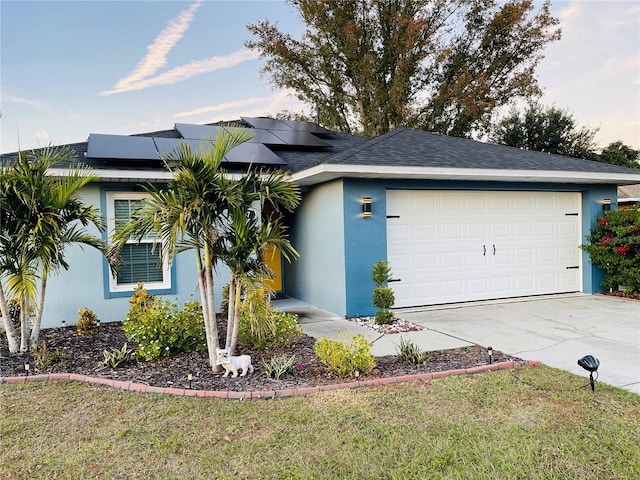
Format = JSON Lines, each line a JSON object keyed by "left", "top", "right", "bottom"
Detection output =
{"left": 290, "top": 164, "right": 640, "bottom": 186}
{"left": 47, "top": 168, "right": 245, "bottom": 182}
{"left": 105, "top": 192, "right": 171, "bottom": 293}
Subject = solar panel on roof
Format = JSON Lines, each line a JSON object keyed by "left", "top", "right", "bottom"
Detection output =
{"left": 241, "top": 117, "right": 294, "bottom": 131}
{"left": 153, "top": 138, "right": 215, "bottom": 157}
{"left": 175, "top": 123, "right": 225, "bottom": 141}
{"left": 280, "top": 120, "right": 332, "bottom": 134}
{"left": 248, "top": 129, "right": 286, "bottom": 145}
{"left": 224, "top": 143, "right": 287, "bottom": 166}
{"left": 175, "top": 122, "right": 286, "bottom": 146}
{"left": 87, "top": 134, "right": 159, "bottom": 160}
{"left": 268, "top": 130, "right": 329, "bottom": 147}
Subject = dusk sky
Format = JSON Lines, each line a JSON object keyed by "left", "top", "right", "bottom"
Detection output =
{"left": 1, "top": 0, "right": 638, "bottom": 153}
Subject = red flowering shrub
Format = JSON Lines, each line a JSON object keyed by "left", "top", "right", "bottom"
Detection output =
{"left": 582, "top": 208, "right": 640, "bottom": 293}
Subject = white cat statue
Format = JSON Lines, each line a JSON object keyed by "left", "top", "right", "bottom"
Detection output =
{"left": 216, "top": 348, "right": 254, "bottom": 378}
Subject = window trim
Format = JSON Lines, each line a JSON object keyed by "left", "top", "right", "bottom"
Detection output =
{"left": 104, "top": 191, "right": 174, "bottom": 296}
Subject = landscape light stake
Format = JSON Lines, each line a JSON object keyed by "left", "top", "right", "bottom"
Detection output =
{"left": 578, "top": 355, "right": 600, "bottom": 392}
{"left": 61, "top": 320, "right": 66, "bottom": 328}
{"left": 487, "top": 346, "right": 493, "bottom": 364}
{"left": 188, "top": 372, "right": 193, "bottom": 390}
{"left": 24, "top": 363, "right": 30, "bottom": 377}
{"left": 96, "top": 319, "right": 101, "bottom": 331}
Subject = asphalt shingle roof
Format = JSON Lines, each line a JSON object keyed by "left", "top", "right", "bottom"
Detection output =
{"left": 2, "top": 121, "right": 638, "bottom": 179}
{"left": 319, "top": 128, "right": 638, "bottom": 175}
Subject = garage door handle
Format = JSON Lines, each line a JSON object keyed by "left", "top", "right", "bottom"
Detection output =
{"left": 493, "top": 244, "right": 496, "bottom": 256}
{"left": 388, "top": 278, "right": 402, "bottom": 282}
{"left": 483, "top": 245, "right": 486, "bottom": 256}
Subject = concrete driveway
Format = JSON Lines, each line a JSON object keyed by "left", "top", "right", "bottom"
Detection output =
{"left": 276, "top": 294, "right": 640, "bottom": 394}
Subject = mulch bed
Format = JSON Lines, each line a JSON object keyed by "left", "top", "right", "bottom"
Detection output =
{"left": 0, "top": 321, "right": 518, "bottom": 392}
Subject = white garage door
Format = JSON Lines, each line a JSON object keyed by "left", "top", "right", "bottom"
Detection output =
{"left": 387, "top": 190, "right": 582, "bottom": 308}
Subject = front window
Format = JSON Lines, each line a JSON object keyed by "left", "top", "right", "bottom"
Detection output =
{"left": 106, "top": 192, "right": 171, "bottom": 293}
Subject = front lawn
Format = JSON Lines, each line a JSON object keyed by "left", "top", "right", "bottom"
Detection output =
{"left": 2, "top": 365, "right": 638, "bottom": 479}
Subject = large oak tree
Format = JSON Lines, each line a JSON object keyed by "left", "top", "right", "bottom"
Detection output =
{"left": 490, "top": 102, "right": 599, "bottom": 159}
{"left": 247, "top": 0, "right": 560, "bottom": 137}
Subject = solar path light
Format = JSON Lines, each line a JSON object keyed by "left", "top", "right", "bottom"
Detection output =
{"left": 577, "top": 355, "right": 600, "bottom": 392}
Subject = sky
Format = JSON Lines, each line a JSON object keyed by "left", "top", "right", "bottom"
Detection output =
{"left": 1, "top": 0, "right": 638, "bottom": 154}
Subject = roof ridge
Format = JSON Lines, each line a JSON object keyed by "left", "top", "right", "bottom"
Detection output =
{"left": 327, "top": 128, "right": 406, "bottom": 163}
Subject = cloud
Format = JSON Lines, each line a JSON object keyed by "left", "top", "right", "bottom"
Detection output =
{"left": 119, "top": 0, "right": 204, "bottom": 87}
{"left": 100, "top": 1, "right": 258, "bottom": 95}
{"left": 1, "top": 92, "right": 43, "bottom": 108}
{"left": 34, "top": 128, "right": 52, "bottom": 144}
{"left": 173, "top": 90, "right": 306, "bottom": 124}
{"left": 174, "top": 94, "right": 289, "bottom": 118}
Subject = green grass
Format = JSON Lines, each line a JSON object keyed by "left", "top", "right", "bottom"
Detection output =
{"left": 2, "top": 366, "right": 639, "bottom": 479}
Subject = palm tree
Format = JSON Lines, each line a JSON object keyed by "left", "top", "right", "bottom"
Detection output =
{"left": 109, "top": 129, "right": 301, "bottom": 370}
{"left": 108, "top": 128, "right": 256, "bottom": 371}
{"left": 0, "top": 146, "right": 105, "bottom": 352}
{"left": 220, "top": 168, "right": 300, "bottom": 355}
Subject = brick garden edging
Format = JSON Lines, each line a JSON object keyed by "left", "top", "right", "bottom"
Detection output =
{"left": 0, "top": 360, "right": 537, "bottom": 399}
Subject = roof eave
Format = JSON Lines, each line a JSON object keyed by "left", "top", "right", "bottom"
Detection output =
{"left": 46, "top": 168, "right": 245, "bottom": 182}
{"left": 290, "top": 164, "right": 640, "bottom": 187}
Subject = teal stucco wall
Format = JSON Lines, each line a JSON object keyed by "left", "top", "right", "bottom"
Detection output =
{"left": 39, "top": 184, "right": 230, "bottom": 328}
{"left": 285, "top": 180, "right": 347, "bottom": 316}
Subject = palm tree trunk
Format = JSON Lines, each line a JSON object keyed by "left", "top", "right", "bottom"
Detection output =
{"left": 0, "top": 283, "right": 20, "bottom": 353}
{"left": 197, "top": 266, "right": 217, "bottom": 370}
{"left": 29, "top": 273, "right": 47, "bottom": 345}
{"left": 19, "top": 298, "right": 30, "bottom": 353}
{"left": 204, "top": 264, "right": 221, "bottom": 373}
{"left": 195, "top": 249, "right": 213, "bottom": 363}
{"left": 229, "top": 279, "right": 242, "bottom": 356}
{"left": 225, "top": 272, "right": 236, "bottom": 350}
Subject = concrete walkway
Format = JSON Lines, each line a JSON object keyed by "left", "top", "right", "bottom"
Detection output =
{"left": 273, "top": 294, "right": 640, "bottom": 394}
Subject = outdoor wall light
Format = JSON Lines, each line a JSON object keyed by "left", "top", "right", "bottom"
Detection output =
{"left": 601, "top": 199, "right": 611, "bottom": 213}
{"left": 487, "top": 346, "right": 493, "bottom": 365}
{"left": 362, "top": 197, "right": 372, "bottom": 218}
{"left": 577, "top": 355, "right": 600, "bottom": 392}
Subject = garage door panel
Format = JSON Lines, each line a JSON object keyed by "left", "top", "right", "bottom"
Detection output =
{"left": 537, "top": 223, "right": 555, "bottom": 236}
{"left": 468, "top": 278, "right": 490, "bottom": 295}
{"left": 414, "top": 225, "right": 436, "bottom": 240}
{"left": 387, "top": 190, "right": 581, "bottom": 307}
{"left": 440, "top": 224, "right": 463, "bottom": 240}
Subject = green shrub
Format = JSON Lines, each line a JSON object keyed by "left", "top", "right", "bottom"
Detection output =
{"left": 102, "top": 343, "right": 135, "bottom": 368}
{"left": 314, "top": 334, "right": 376, "bottom": 377}
{"left": 128, "top": 283, "right": 156, "bottom": 314}
{"left": 396, "top": 337, "right": 428, "bottom": 366}
{"left": 238, "top": 308, "right": 301, "bottom": 351}
{"left": 582, "top": 208, "right": 640, "bottom": 293}
{"left": 261, "top": 355, "right": 297, "bottom": 379}
{"left": 372, "top": 260, "right": 396, "bottom": 325}
{"left": 76, "top": 308, "right": 98, "bottom": 336}
{"left": 372, "top": 260, "right": 392, "bottom": 286}
{"left": 122, "top": 288, "right": 206, "bottom": 362}
{"left": 30, "top": 340, "right": 65, "bottom": 371}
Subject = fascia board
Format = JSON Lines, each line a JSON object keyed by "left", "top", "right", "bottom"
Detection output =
{"left": 290, "top": 164, "right": 640, "bottom": 186}
{"left": 46, "top": 168, "right": 245, "bottom": 182}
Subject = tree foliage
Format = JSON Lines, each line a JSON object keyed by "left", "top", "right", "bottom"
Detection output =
{"left": 247, "top": 0, "right": 560, "bottom": 137}
{"left": 596, "top": 141, "right": 640, "bottom": 170}
{"left": 0, "top": 146, "right": 105, "bottom": 352}
{"left": 490, "top": 102, "right": 599, "bottom": 159}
